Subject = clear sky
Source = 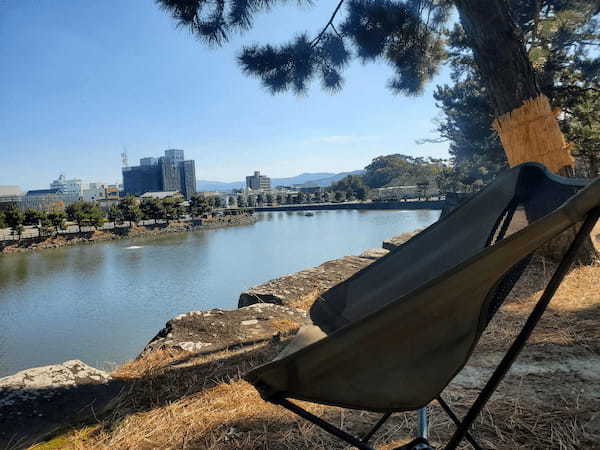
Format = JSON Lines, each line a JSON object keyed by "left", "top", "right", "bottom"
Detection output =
{"left": 0, "top": 1, "right": 451, "bottom": 190}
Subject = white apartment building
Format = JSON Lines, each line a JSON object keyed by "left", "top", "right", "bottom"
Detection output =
{"left": 50, "top": 174, "right": 83, "bottom": 197}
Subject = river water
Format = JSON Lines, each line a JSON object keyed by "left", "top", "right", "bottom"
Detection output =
{"left": 0, "top": 210, "right": 439, "bottom": 377}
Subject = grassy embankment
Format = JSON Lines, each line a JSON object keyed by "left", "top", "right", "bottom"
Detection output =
{"left": 34, "top": 253, "right": 600, "bottom": 450}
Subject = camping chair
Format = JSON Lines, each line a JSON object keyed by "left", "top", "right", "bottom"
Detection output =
{"left": 244, "top": 163, "right": 600, "bottom": 449}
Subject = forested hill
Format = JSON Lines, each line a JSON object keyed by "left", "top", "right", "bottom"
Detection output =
{"left": 197, "top": 171, "right": 363, "bottom": 192}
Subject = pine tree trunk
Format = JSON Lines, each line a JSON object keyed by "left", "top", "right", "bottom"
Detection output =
{"left": 454, "top": 0, "right": 597, "bottom": 264}
{"left": 454, "top": 0, "right": 574, "bottom": 174}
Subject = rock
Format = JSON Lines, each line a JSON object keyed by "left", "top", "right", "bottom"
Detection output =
{"left": 238, "top": 255, "right": 376, "bottom": 308}
{"left": 382, "top": 229, "right": 423, "bottom": 251}
{"left": 359, "top": 248, "right": 390, "bottom": 260}
{"left": 142, "top": 304, "right": 307, "bottom": 356}
{"left": 0, "top": 360, "right": 123, "bottom": 449}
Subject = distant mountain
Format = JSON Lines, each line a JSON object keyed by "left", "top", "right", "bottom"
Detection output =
{"left": 272, "top": 172, "right": 336, "bottom": 186}
{"left": 197, "top": 171, "right": 360, "bottom": 192}
{"left": 294, "top": 170, "right": 365, "bottom": 188}
{"left": 196, "top": 180, "right": 245, "bottom": 192}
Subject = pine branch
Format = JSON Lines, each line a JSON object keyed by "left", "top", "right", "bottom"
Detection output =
{"left": 311, "top": 0, "right": 346, "bottom": 47}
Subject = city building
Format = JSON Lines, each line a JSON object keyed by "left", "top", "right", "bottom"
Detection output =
{"left": 105, "top": 185, "right": 120, "bottom": 200}
{"left": 0, "top": 186, "right": 22, "bottom": 211}
{"left": 22, "top": 189, "right": 65, "bottom": 211}
{"left": 50, "top": 174, "right": 83, "bottom": 198}
{"left": 140, "top": 191, "right": 182, "bottom": 200}
{"left": 123, "top": 149, "right": 196, "bottom": 199}
{"left": 245, "top": 171, "right": 271, "bottom": 191}
{"left": 82, "top": 183, "right": 107, "bottom": 202}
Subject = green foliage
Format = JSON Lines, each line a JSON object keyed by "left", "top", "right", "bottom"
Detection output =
{"left": 433, "top": 0, "right": 599, "bottom": 182}
{"left": 23, "top": 209, "right": 44, "bottom": 226}
{"left": 362, "top": 154, "right": 445, "bottom": 189}
{"left": 334, "top": 191, "right": 345, "bottom": 202}
{"left": 330, "top": 175, "right": 369, "bottom": 200}
{"left": 118, "top": 196, "right": 142, "bottom": 225}
{"left": 107, "top": 204, "right": 124, "bottom": 224}
{"left": 4, "top": 205, "right": 24, "bottom": 230}
{"left": 189, "top": 194, "right": 212, "bottom": 217}
{"left": 47, "top": 211, "right": 66, "bottom": 232}
{"left": 140, "top": 198, "right": 165, "bottom": 221}
{"left": 161, "top": 197, "right": 185, "bottom": 222}
{"left": 158, "top": 0, "right": 450, "bottom": 95}
{"left": 39, "top": 216, "right": 53, "bottom": 237}
{"left": 0, "top": 210, "right": 5, "bottom": 229}
{"left": 65, "top": 201, "right": 104, "bottom": 228}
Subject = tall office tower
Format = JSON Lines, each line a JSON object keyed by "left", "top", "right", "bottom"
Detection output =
{"left": 164, "top": 149, "right": 184, "bottom": 163}
{"left": 159, "top": 157, "right": 181, "bottom": 192}
{"left": 122, "top": 149, "right": 196, "bottom": 198}
{"left": 180, "top": 160, "right": 196, "bottom": 199}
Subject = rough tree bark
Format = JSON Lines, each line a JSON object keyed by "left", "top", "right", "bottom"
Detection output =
{"left": 454, "top": 0, "right": 597, "bottom": 264}
{"left": 454, "top": 0, "right": 574, "bottom": 174}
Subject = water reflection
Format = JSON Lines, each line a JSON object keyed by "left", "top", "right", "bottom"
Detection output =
{"left": 0, "top": 210, "right": 440, "bottom": 376}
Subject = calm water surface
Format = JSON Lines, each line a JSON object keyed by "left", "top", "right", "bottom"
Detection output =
{"left": 0, "top": 210, "right": 439, "bottom": 376}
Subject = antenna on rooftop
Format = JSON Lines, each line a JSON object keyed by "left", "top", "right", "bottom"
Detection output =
{"left": 121, "top": 147, "right": 129, "bottom": 168}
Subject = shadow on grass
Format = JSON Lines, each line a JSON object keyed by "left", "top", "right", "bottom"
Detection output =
{"left": 6, "top": 271, "right": 600, "bottom": 449}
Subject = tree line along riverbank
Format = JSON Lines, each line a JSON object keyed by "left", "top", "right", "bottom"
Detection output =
{"left": 0, "top": 213, "right": 256, "bottom": 255}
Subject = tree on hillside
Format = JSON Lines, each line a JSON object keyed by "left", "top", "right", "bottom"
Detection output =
{"left": 362, "top": 154, "right": 445, "bottom": 188}
{"left": 157, "top": 0, "right": 594, "bottom": 174}
{"left": 0, "top": 211, "right": 6, "bottom": 229}
{"left": 331, "top": 174, "right": 369, "bottom": 200}
{"left": 228, "top": 195, "right": 236, "bottom": 207}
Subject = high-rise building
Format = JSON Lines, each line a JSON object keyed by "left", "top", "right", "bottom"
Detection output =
{"left": 159, "top": 157, "right": 181, "bottom": 192}
{"left": 140, "top": 157, "right": 158, "bottom": 166}
{"left": 180, "top": 160, "right": 196, "bottom": 200}
{"left": 164, "top": 149, "right": 184, "bottom": 163}
{"left": 245, "top": 171, "right": 271, "bottom": 191}
{"left": 122, "top": 149, "right": 196, "bottom": 199}
{"left": 122, "top": 163, "right": 162, "bottom": 196}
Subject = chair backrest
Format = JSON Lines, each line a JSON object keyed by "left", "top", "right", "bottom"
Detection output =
{"left": 310, "top": 164, "right": 587, "bottom": 333}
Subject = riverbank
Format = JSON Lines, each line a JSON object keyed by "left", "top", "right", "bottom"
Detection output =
{"left": 255, "top": 199, "right": 446, "bottom": 212}
{"left": 4, "top": 226, "right": 600, "bottom": 449}
{"left": 0, "top": 214, "right": 257, "bottom": 255}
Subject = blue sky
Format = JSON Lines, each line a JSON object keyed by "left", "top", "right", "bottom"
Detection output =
{"left": 0, "top": 1, "right": 451, "bottom": 190}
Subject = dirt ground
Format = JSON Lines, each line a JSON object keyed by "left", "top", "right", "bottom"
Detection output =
{"left": 34, "top": 257, "right": 599, "bottom": 450}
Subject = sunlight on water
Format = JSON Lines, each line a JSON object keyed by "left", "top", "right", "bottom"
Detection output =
{"left": 0, "top": 209, "right": 439, "bottom": 376}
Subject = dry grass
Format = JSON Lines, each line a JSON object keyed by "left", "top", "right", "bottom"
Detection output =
{"left": 37, "top": 259, "right": 600, "bottom": 449}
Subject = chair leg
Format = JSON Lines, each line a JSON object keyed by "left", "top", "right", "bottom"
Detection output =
{"left": 417, "top": 407, "right": 428, "bottom": 440}
{"left": 273, "top": 397, "right": 376, "bottom": 450}
{"left": 361, "top": 412, "right": 393, "bottom": 443}
{"left": 445, "top": 208, "right": 600, "bottom": 450}
{"left": 436, "top": 396, "right": 482, "bottom": 450}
